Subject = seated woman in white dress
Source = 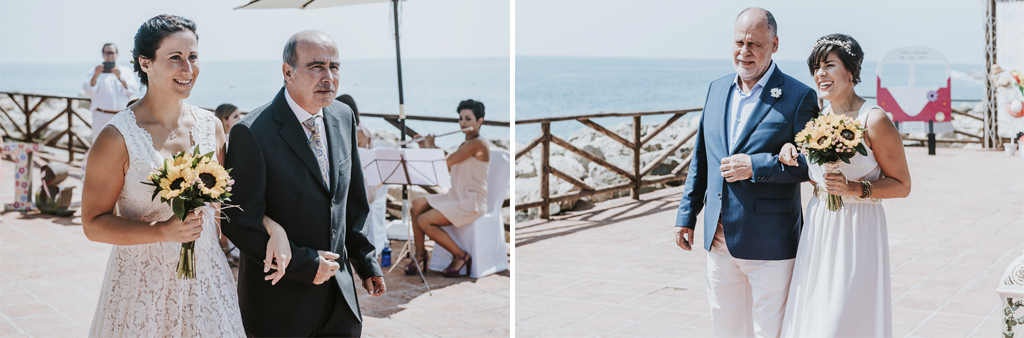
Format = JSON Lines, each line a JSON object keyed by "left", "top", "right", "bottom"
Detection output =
{"left": 778, "top": 34, "right": 912, "bottom": 337}
{"left": 405, "top": 99, "right": 490, "bottom": 277}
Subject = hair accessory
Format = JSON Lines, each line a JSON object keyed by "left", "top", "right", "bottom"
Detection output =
{"left": 813, "top": 38, "right": 853, "bottom": 56}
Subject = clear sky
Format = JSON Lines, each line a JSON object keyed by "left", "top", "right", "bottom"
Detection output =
{"left": 515, "top": 0, "right": 985, "bottom": 65}
{"left": 0, "top": 0, "right": 510, "bottom": 63}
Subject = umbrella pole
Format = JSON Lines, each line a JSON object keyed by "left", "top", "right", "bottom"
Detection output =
{"left": 391, "top": 0, "right": 433, "bottom": 293}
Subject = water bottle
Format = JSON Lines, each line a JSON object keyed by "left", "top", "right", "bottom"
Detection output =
{"left": 381, "top": 247, "right": 392, "bottom": 267}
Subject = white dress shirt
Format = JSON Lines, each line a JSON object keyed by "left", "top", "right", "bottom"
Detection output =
{"left": 284, "top": 88, "right": 328, "bottom": 147}
{"left": 728, "top": 61, "right": 777, "bottom": 151}
{"left": 82, "top": 65, "right": 140, "bottom": 112}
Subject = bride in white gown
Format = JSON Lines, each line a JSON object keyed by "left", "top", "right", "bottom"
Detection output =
{"left": 778, "top": 34, "right": 912, "bottom": 337}
{"left": 81, "top": 15, "right": 292, "bottom": 337}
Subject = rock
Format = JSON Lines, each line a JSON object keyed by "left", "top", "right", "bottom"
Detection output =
{"left": 570, "top": 144, "right": 604, "bottom": 170}
{"left": 371, "top": 129, "right": 400, "bottom": 148}
{"left": 549, "top": 155, "right": 587, "bottom": 179}
{"left": 516, "top": 154, "right": 536, "bottom": 178}
{"left": 489, "top": 138, "right": 510, "bottom": 151}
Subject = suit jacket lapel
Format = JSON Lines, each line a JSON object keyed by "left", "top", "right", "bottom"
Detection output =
{"left": 272, "top": 89, "right": 330, "bottom": 192}
{"left": 324, "top": 106, "right": 344, "bottom": 193}
{"left": 731, "top": 68, "right": 785, "bottom": 154}
{"left": 716, "top": 79, "right": 732, "bottom": 155}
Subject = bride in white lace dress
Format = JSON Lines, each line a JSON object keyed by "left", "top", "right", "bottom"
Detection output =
{"left": 81, "top": 15, "right": 292, "bottom": 337}
{"left": 778, "top": 34, "right": 912, "bottom": 337}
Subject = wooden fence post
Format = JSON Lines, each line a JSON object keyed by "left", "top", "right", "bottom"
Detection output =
{"left": 632, "top": 116, "right": 641, "bottom": 200}
{"left": 540, "top": 122, "right": 551, "bottom": 219}
{"left": 67, "top": 98, "right": 74, "bottom": 163}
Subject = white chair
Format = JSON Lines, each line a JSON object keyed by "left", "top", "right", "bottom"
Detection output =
{"left": 365, "top": 184, "right": 390, "bottom": 258}
{"left": 428, "top": 150, "right": 510, "bottom": 278}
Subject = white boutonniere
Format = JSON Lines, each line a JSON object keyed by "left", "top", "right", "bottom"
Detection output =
{"left": 770, "top": 87, "right": 782, "bottom": 98}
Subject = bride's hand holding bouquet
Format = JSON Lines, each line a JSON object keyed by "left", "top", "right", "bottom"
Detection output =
{"left": 781, "top": 113, "right": 867, "bottom": 211}
{"left": 144, "top": 146, "right": 233, "bottom": 279}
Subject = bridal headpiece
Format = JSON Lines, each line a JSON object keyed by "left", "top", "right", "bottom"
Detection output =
{"left": 813, "top": 38, "right": 854, "bottom": 57}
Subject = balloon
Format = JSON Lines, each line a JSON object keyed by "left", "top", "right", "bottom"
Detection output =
{"left": 1008, "top": 100, "right": 1024, "bottom": 118}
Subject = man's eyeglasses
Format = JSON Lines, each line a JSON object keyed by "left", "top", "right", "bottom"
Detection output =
{"left": 103, "top": 52, "right": 116, "bottom": 56}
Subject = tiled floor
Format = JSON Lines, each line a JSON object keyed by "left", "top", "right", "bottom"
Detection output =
{"left": 515, "top": 147, "right": 1024, "bottom": 337}
{"left": 0, "top": 159, "right": 510, "bottom": 337}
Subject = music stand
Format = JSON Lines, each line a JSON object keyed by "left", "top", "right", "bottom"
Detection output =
{"left": 359, "top": 148, "right": 449, "bottom": 293}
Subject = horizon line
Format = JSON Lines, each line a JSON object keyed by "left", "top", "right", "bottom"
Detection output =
{"left": 0, "top": 56, "right": 512, "bottom": 65}
{"left": 513, "top": 55, "right": 986, "bottom": 66}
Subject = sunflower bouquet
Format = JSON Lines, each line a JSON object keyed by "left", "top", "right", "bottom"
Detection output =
{"left": 143, "top": 146, "right": 233, "bottom": 279}
{"left": 794, "top": 113, "right": 868, "bottom": 212}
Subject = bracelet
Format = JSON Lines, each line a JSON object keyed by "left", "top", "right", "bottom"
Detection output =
{"left": 858, "top": 180, "right": 873, "bottom": 199}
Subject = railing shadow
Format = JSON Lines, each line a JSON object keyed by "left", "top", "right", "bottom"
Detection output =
{"left": 514, "top": 187, "right": 684, "bottom": 247}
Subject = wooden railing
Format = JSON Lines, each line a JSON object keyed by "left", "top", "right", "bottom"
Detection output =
{"left": 0, "top": 92, "right": 93, "bottom": 163}
{"left": 515, "top": 108, "right": 702, "bottom": 219}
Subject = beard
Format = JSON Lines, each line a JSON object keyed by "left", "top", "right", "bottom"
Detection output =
{"left": 734, "top": 55, "right": 771, "bottom": 82}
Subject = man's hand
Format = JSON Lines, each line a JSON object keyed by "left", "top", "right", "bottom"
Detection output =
{"left": 363, "top": 276, "right": 386, "bottom": 297}
{"left": 110, "top": 67, "right": 128, "bottom": 89}
{"left": 779, "top": 143, "right": 800, "bottom": 167}
{"left": 313, "top": 250, "right": 341, "bottom": 285}
{"left": 93, "top": 65, "right": 105, "bottom": 77}
{"left": 675, "top": 227, "right": 694, "bottom": 251}
{"left": 720, "top": 154, "right": 753, "bottom": 182}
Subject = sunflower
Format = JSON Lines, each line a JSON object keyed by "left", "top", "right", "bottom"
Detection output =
{"left": 795, "top": 129, "right": 810, "bottom": 144}
{"left": 808, "top": 128, "right": 833, "bottom": 150}
{"left": 820, "top": 114, "right": 843, "bottom": 129}
{"left": 171, "top": 153, "right": 195, "bottom": 168}
{"left": 194, "top": 158, "right": 230, "bottom": 199}
{"left": 835, "top": 121, "right": 863, "bottom": 148}
{"left": 158, "top": 165, "right": 196, "bottom": 200}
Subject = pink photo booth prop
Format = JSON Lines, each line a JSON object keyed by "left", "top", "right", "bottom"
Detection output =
{"left": 876, "top": 46, "right": 953, "bottom": 124}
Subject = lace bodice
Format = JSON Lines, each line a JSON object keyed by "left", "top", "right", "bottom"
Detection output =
{"left": 111, "top": 105, "right": 218, "bottom": 222}
{"left": 89, "top": 104, "right": 244, "bottom": 337}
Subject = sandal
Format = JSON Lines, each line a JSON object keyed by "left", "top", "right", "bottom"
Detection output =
{"left": 404, "top": 252, "right": 428, "bottom": 275}
{"left": 444, "top": 252, "right": 472, "bottom": 277}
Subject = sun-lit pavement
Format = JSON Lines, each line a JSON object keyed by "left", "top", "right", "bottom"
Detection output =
{"left": 0, "top": 159, "right": 509, "bottom": 337}
{"left": 515, "top": 147, "right": 1024, "bottom": 338}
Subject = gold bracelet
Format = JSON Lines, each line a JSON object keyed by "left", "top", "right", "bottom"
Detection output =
{"left": 859, "top": 180, "right": 873, "bottom": 199}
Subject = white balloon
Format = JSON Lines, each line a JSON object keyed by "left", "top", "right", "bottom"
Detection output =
{"left": 1010, "top": 101, "right": 1023, "bottom": 116}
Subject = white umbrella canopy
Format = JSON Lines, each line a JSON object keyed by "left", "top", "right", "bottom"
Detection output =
{"left": 234, "top": 0, "right": 404, "bottom": 10}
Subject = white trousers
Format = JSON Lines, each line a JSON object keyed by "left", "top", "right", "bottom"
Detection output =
{"left": 706, "top": 222, "right": 794, "bottom": 338}
{"left": 91, "top": 111, "right": 117, "bottom": 144}
{"left": 83, "top": 111, "right": 117, "bottom": 173}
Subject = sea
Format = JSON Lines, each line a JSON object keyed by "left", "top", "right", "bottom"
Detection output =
{"left": 515, "top": 56, "right": 987, "bottom": 144}
{"left": 0, "top": 57, "right": 510, "bottom": 149}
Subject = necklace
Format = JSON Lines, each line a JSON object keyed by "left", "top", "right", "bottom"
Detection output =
{"left": 139, "top": 101, "right": 181, "bottom": 139}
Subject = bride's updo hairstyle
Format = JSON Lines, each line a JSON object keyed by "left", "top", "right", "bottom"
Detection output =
{"left": 132, "top": 14, "right": 198, "bottom": 86}
{"left": 807, "top": 33, "right": 865, "bottom": 85}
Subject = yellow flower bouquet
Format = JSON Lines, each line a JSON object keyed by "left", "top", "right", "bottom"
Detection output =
{"left": 143, "top": 146, "right": 233, "bottom": 279}
{"left": 794, "top": 113, "right": 867, "bottom": 211}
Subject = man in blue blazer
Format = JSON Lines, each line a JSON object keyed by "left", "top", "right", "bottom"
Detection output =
{"left": 674, "top": 8, "right": 818, "bottom": 337}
